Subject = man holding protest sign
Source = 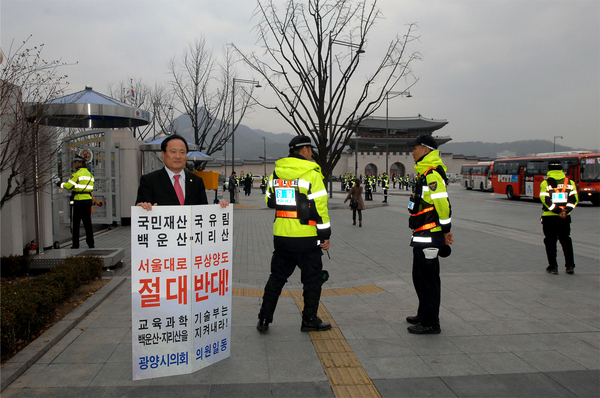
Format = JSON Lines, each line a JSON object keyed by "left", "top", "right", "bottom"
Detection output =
{"left": 136, "top": 134, "right": 229, "bottom": 209}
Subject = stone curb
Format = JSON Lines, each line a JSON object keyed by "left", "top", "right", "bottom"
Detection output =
{"left": 0, "top": 276, "right": 128, "bottom": 392}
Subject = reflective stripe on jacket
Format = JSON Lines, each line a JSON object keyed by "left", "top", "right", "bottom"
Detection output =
{"left": 410, "top": 150, "right": 451, "bottom": 247}
{"left": 539, "top": 170, "right": 578, "bottom": 217}
{"left": 61, "top": 167, "right": 94, "bottom": 201}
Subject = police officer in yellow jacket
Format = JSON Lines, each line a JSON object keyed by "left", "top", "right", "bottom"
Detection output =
{"left": 258, "top": 135, "right": 332, "bottom": 333}
{"left": 60, "top": 155, "right": 95, "bottom": 249}
{"left": 382, "top": 173, "right": 389, "bottom": 203}
{"left": 539, "top": 159, "right": 578, "bottom": 274}
{"left": 406, "top": 134, "right": 453, "bottom": 334}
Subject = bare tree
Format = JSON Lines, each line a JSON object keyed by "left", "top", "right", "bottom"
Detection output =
{"left": 0, "top": 37, "right": 70, "bottom": 208}
{"left": 168, "top": 38, "right": 255, "bottom": 156}
{"left": 148, "top": 83, "right": 179, "bottom": 139}
{"left": 233, "top": 0, "right": 420, "bottom": 178}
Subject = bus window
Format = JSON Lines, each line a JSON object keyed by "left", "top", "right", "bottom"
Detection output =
{"left": 506, "top": 162, "right": 520, "bottom": 174}
{"left": 527, "top": 161, "right": 542, "bottom": 175}
{"left": 581, "top": 157, "right": 600, "bottom": 182}
{"left": 494, "top": 162, "right": 506, "bottom": 174}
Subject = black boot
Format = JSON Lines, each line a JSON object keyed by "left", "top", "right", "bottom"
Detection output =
{"left": 257, "top": 311, "right": 272, "bottom": 332}
{"left": 301, "top": 290, "right": 331, "bottom": 332}
{"left": 301, "top": 315, "right": 331, "bottom": 332}
{"left": 257, "top": 286, "right": 280, "bottom": 332}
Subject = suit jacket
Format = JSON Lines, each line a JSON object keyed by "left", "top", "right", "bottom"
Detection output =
{"left": 228, "top": 176, "right": 237, "bottom": 192}
{"left": 136, "top": 168, "right": 208, "bottom": 206}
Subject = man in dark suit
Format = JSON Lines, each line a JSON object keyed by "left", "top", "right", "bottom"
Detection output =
{"left": 136, "top": 135, "right": 229, "bottom": 210}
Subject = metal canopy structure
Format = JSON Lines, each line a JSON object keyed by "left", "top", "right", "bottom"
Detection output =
{"left": 30, "top": 86, "right": 151, "bottom": 128}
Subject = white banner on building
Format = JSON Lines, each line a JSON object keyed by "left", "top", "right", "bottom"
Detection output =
{"left": 131, "top": 205, "right": 232, "bottom": 381}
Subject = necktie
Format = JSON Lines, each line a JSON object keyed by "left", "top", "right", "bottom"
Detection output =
{"left": 174, "top": 175, "right": 185, "bottom": 205}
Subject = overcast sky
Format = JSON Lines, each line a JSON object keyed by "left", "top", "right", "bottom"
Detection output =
{"left": 2, "top": 0, "right": 599, "bottom": 149}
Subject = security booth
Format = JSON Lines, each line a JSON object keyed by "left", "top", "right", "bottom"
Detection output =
{"left": 34, "top": 86, "right": 150, "bottom": 247}
{"left": 61, "top": 130, "right": 120, "bottom": 225}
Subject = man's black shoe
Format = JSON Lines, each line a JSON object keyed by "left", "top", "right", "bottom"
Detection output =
{"left": 257, "top": 318, "right": 270, "bottom": 332}
{"left": 566, "top": 266, "right": 575, "bottom": 274}
{"left": 407, "top": 324, "right": 441, "bottom": 334}
{"left": 301, "top": 316, "right": 331, "bottom": 332}
{"left": 546, "top": 265, "right": 558, "bottom": 275}
{"left": 406, "top": 315, "right": 420, "bottom": 325}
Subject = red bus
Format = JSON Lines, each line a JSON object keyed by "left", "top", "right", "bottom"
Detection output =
{"left": 460, "top": 162, "right": 493, "bottom": 191}
{"left": 492, "top": 152, "right": 600, "bottom": 205}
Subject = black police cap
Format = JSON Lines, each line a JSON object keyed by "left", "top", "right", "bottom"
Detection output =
{"left": 547, "top": 159, "right": 563, "bottom": 170}
{"left": 407, "top": 134, "right": 438, "bottom": 150}
{"left": 289, "top": 135, "right": 315, "bottom": 150}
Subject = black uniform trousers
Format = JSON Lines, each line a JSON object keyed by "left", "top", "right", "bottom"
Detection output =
{"left": 542, "top": 216, "right": 574, "bottom": 267}
{"left": 412, "top": 246, "right": 441, "bottom": 328}
{"left": 260, "top": 249, "right": 324, "bottom": 320}
{"left": 229, "top": 189, "right": 235, "bottom": 203}
{"left": 72, "top": 199, "right": 94, "bottom": 249}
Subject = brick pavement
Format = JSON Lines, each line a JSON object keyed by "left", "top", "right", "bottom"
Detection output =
{"left": 2, "top": 185, "right": 599, "bottom": 397}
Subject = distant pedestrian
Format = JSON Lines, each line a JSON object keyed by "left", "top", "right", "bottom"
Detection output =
{"left": 244, "top": 173, "right": 252, "bottom": 196}
{"left": 260, "top": 175, "right": 268, "bottom": 194}
{"left": 228, "top": 172, "right": 237, "bottom": 203}
{"left": 364, "top": 177, "right": 373, "bottom": 201}
{"left": 539, "top": 159, "right": 578, "bottom": 274}
{"left": 382, "top": 173, "right": 389, "bottom": 203}
{"left": 344, "top": 178, "right": 365, "bottom": 227}
{"left": 406, "top": 134, "right": 453, "bottom": 335}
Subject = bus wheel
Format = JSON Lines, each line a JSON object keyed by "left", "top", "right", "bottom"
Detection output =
{"left": 465, "top": 182, "right": 472, "bottom": 190}
{"left": 506, "top": 185, "right": 516, "bottom": 200}
{"left": 591, "top": 195, "right": 599, "bottom": 206}
{"left": 480, "top": 182, "right": 484, "bottom": 191}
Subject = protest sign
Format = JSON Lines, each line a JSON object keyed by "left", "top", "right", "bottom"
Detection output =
{"left": 131, "top": 205, "right": 232, "bottom": 380}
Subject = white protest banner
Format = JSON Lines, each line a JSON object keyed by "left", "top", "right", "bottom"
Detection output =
{"left": 131, "top": 205, "right": 232, "bottom": 381}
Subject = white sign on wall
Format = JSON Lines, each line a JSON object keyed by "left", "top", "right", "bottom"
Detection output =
{"left": 131, "top": 205, "right": 232, "bottom": 380}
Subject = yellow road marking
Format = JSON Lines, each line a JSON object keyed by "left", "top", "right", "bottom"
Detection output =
{"left": 234, "top": 285, "right": 384, "bottom": 398}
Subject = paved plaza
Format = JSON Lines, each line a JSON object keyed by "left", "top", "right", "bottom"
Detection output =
{"left": 2, "top": 184, "right": 599, "bottom": 397}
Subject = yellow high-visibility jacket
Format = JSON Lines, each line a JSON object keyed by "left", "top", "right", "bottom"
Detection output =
{"left": 61, "top": 166, "right": 94, "bottom": 201}
{"left": 409, "top": 150, "right": 451, "bottom": 247}
{"left": 265, "top": 154, "right": 330, "bottom": 251}
{"left": 539, "top": 170, "right": 578, "bottom": 217}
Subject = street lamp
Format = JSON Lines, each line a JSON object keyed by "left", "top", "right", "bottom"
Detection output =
{"left": 385, "top": 90, "right": 412, "bottom": 176}
{"left": 553, "top": 135, "right": 563, "bottom": 152}
{"left": 231, "top": 78, "right": 261, "bottom": 173}
{"left": 259, "top": 136, "right": 267, "bottom": 176}
{"left": 354, "top": 126, "right": 359, "bottom": 177}
{"left": 223, "top": 144, "right": 227, "bottom": 179}
{"left": 329, "top": 34, "right": 365, "bottom": 197}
